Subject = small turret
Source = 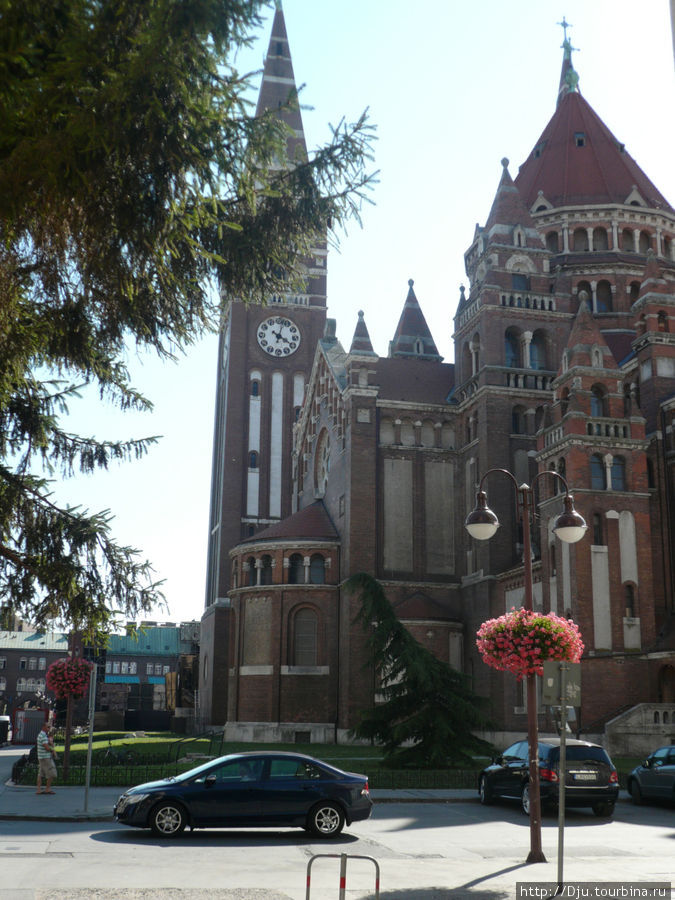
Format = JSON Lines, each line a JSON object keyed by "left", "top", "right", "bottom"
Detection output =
{"left": 388, "top": 280, "right": 442, "bottom": 361}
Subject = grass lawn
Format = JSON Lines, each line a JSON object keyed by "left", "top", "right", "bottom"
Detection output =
{"left": 13, "top": 731, "right": 641, "bottom": 790}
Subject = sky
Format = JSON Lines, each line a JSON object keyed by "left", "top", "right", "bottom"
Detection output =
{"left": 50, "top": 0, "right": 675, "bottom": 628}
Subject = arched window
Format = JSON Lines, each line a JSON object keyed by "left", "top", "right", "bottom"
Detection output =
{"left": 621, "top": 229, "right": 634, "bottom": 252}
{"left": 546, "top": 231, "right": 559, "bottom": 253}
{"left": 591, "top": 454, "right": 606, "bottom": 490}
{"left": 611, "top": 456, "right": 626, "bottom": 491}
{"left": 638, "top": 231, "right": 651, "bottom": 254}
{"left": 260, "top": 554, "right": 274, "bottom": 585}
{"left": 246, "top": 556, "right": 256, "bottom": 587}
{"left": 590, "top": 386, "right": 607, "bottom": 418}
{"left": 624, "top": 584, "right": 636, "bottom": 617}
{"left": 593, "top": 227, "right": 609, "bottom": 251}
{"left": 663, "top": 235, "right": 673, "bottom": 260}
{"left": 288, "top": 553, "right": 304, "bottom": 585}
{"left": 560, "top": 387, "right": 570, "bottom": 416}
{"left": 657, "top": 311, "right": 669, "bottom": 333}
{"left": 470, "top": 334, "right": 481, "bottom": 375}
{"left": 592, "top": 513, "right": 604, "bottom": 545}
{"left": 251, "top": 380, "right": 260, "bottom": 397}
{"left": 576, "top": 280, "right": 592, "bottom": 308}
{"left": 309, "top": 554, "right": 326, "bottom": 585}
{"left": 511, "top": 405, "right": 526, "bottom": 434}
{"left": 596, "top": 281, "right": 612, "bottom": 312}
{"left": 573, "top": 228, "right": 589, "bottom": 251}
{"left": 249, "top": 451, "right": 259, "bottom": 469}
{"left": 292, "top": 608, "right": 318, "bottom": 666}
{"left": 629, "top": 281, "right": 640, "bottom": 304}
{"left": 557, "top": 457, "right": 566, "bottom": 483}
{"left": 529, "top": 333, "right": 546, "bottom": 370}
{"left": 505, "top": 330, "right": 520, "bottom": 368}
{"left": 647, "top": 458, "right": 655, "bottom": 489}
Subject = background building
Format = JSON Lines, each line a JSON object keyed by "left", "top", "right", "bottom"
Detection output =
{"left": 201, "top": 9, "right": 675, "bottom": 751}
{"left": 0, "top": 622, "right": 199, "bottom": 735}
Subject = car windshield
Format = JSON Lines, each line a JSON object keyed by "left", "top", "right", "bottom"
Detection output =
{"left": 171, "top": 755, "right": 243, "bottom": 783}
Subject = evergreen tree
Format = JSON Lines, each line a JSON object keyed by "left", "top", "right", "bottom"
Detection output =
{"left": 347, "top": 573, "right": 492, "bottom": 768}
{"left": 0, "top": 0, "right": 375, "bottom": 635}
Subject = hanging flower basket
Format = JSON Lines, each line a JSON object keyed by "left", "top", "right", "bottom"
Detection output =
{"left": 46, "top": 657, "right": 94, "bottom": 699}
{"left": 476, "top": 607, "right": 584, "bottom": 680}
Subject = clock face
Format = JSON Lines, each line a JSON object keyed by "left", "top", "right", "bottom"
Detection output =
{"left": 257, "top": 316, "right": 301, "bottom": 357}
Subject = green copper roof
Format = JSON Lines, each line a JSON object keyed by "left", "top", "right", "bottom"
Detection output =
{"left": 0, "top": 631, "right": 68, "bottom": 652}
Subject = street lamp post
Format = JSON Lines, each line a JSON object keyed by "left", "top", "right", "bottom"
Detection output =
{"left": 465, "top": 468, "right": 587, "bottom": 864}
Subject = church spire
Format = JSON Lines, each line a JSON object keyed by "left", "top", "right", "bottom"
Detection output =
{"left": 255, "top": 1, "right": 307, "bottom": 162}
{"left": 557, "top": 17, "right": 580, "bottom": 106}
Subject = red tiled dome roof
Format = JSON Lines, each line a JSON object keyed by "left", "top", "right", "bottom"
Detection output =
{"left": 240, "top": 500, "right": 339, "bottom": 544}
{"left": 515, "top": 91, "right": 673, "bottom": 213}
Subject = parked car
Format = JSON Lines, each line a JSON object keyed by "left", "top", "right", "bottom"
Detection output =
{"left": 478, "top": 737, "right": 619, "bottom": 818}
{"left": 114, "top": 751, "right": 372, "bottom": 838}
{"left": 627, "top": 746, "right": 675, "bottom": 805}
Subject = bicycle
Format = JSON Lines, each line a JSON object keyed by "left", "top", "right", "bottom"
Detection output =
{"left": 95, "top": 742, "right": 137, "bottom": 766}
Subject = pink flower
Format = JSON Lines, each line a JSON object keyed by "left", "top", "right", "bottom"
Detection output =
{"left": 476, "top": 608, "right": 584, "bottom": 681}
{"left": 46, "top": 658, "right": 94, "bottom": 699}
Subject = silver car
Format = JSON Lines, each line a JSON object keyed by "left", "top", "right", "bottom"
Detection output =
{"left": 627, "top": 746, "right": 675, "bottom": 805}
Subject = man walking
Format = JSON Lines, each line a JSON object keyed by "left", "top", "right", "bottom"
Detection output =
{"left": 36, "top": 721, "right": 57, "bottom": 794}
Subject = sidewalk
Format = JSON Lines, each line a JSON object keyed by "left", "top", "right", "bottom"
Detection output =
{"left": 0, "top": 744, "right": 476, "bottom": 822}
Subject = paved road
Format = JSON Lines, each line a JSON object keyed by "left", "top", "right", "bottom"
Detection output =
{"left": 1, "top": 797, "right": 673, "bottom": 899}
{"left": 2, "top": 744, "right": 672, "bottom": 899}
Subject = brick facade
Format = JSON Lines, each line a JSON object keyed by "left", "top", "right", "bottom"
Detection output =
{"left": 202, "top": 12, "right": 675, "bottom": 741}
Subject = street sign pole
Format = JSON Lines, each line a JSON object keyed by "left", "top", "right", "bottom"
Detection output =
{"left": 542, "top": 660, "right": 581, "bottom": 898}
{"left": 84, "top": 664, "right": 97, "bottom": 812}
{"left": 557, "top": 663, "right": 567, "bottom": 893}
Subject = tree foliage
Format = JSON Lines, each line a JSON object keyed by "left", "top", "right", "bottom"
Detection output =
{"left": 347, "top": 573, "right": 492, "bottom": 768}
{"left": 0, "top": 0, "right": 375, "bottom": 635}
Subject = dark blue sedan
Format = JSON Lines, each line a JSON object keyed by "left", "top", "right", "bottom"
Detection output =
{"left": 114, "top": 751, "right": 372, "bottom": 838}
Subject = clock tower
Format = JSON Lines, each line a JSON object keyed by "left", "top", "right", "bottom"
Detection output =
{"left": 201, "top": 3, "right": 328, "bottom": 723}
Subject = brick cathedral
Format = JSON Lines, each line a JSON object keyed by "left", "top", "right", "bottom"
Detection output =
{"left": 200, "top": 5, "right": 675, "bottom": 746}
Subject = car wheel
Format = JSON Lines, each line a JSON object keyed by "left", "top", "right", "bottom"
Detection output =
{"left": 306, "top": 802, "right": 345, "bottom": 838}
{"left": 592, "top": 801, "right": 615, "bottom": 818}
{"left": 150, "top": 801, "right": 187, "bottom": 837}
{"left": 479, "top": 775, "right": 493, "bottom": 805}
{"left": 521, "top": 783, "right": 530, "bottom": 816}
{"left": 630, "top": 781, "right": 642, "bottom": 805}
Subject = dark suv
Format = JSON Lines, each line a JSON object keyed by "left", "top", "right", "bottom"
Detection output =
{"left": 478, "top": 737, "right": 619, "bottom": 818}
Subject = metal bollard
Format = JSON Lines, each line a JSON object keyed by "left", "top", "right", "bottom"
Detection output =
{"left": 305, "top": 852, "right": 380, "bottom": 899}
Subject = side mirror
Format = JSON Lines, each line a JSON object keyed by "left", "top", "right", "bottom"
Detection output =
{"left": 205, "top": 773, "right": 217, "bottom": 787}
{"left": 493, "top": 755, "right": 504, "bottom": 765}
{"left": 642, "top": 759, "right": 651, "bottom": 769}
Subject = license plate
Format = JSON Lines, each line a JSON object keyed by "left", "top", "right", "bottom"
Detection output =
{"left": 572, "top": 773, "right": 596, "bottom": 781}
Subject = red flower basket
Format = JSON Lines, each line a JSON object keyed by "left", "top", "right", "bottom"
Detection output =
{"left": 476, "top": 607, "right": 584, "bottom": 680}
{"left": 46, "top": 657, "right": 94, "bottom": 699}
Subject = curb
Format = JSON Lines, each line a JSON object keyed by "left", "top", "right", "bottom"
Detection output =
{"left": 0, "top": 813, "right": 114, "bottom": 822}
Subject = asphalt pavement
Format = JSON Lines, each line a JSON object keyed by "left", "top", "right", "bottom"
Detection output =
{"left": 0, "top": 743, "right": 475, "bottom": 821}
{"left": 1, "top": 743, "right": 672, "bottom": 900}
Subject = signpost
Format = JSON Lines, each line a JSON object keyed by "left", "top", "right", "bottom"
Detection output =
{"left": 542, "top": 661, "right": 581, "bottom": 894}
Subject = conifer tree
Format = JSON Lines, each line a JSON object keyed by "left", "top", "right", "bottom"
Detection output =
{"left": 347, "top": 573, "right": 492, "bottom": 768}
{"left": 0, "top": 0, "right": 375, "bottom": 635}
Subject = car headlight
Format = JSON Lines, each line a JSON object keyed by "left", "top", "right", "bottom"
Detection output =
{"left": 116, "top": 792, "right": 151, "bottom": 814}
{"left": 125, "top": 793, "right": 151, "bottom": 805}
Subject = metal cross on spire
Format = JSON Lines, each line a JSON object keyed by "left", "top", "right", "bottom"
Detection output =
{"left": 558, "top": 16, "right": 578, "bottom": 55}
{"left": 558, "top": 17, "right": 571, "bottom": 42}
